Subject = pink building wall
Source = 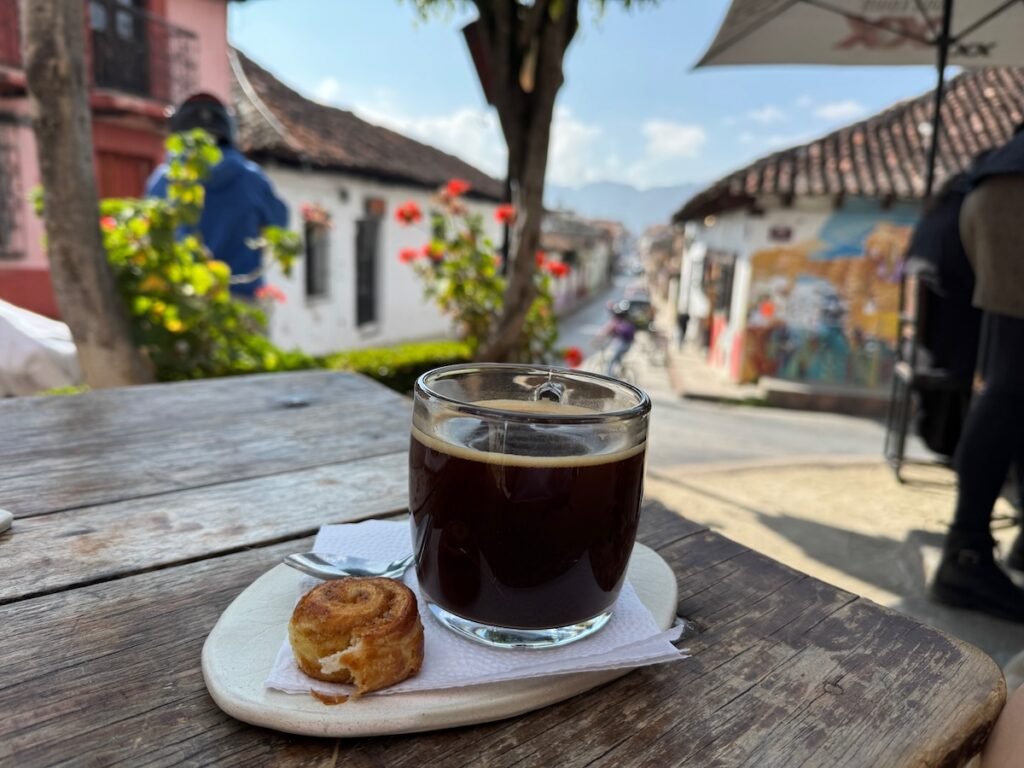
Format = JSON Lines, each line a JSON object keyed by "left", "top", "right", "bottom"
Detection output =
{"left": 0, "top": 0, "right": 231, "bottom": 317}
{"left": 164, "top": 0, "right": 232, "bottom": 103}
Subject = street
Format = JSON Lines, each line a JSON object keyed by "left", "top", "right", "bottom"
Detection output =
{"left": 559, "top": 278, "right": 897, "bottom": 470}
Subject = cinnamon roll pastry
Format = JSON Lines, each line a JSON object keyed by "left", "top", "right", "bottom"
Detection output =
{"left": 289, "top": 576, "right": 424, "bottom": 695}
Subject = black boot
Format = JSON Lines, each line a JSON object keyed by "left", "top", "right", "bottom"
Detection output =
{"left": 930, "top": 531, "right": 1024, "bottom": 623}
{"left": 1005, "top": 529, "right": 1024, "bottom": 572}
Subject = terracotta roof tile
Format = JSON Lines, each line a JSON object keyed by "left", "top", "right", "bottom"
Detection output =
{"left": 675, "top": 67, "right": 1024, "bottom": 222}
{"left": 230, "top": 50, "right": 504, "bottom": 201}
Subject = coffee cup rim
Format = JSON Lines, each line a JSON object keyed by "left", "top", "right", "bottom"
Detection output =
{"left": 415, "top": 363, "right": 652, "bottom": 424}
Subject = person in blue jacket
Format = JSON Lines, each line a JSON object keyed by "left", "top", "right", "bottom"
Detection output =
{"left": 146, "top": 93, "right": 288, "bottom": 299}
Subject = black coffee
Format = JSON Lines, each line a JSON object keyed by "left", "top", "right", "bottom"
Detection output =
{"left": 409, "top": 408, "right": 646, "bottom": 629}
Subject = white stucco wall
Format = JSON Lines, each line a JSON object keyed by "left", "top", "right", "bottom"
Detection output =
{"left": 264, "top": 166, "right": 500, "bottom": 356}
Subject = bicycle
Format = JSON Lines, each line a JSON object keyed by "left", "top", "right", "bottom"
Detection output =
{"left": 582, "top": 339, "right": 637, "bottom": 384}
{"left": 635, "top": 326, "right": 668, "bottom": 367}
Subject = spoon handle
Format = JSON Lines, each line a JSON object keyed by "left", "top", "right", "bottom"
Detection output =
{"left": 282, "top": 553, "right": 415, "bottom": 581}
{"left": 283, "top": 554, "right": 346, "bottom": 580}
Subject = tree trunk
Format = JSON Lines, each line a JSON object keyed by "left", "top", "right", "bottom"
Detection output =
{"left": 20, "top": 0, "right": 153, "bottom": 387}
{"left": 473, "top": 0, "right": 578, "bottom": 363}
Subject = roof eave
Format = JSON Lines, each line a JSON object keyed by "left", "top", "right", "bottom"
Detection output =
{"left": 245, "top": 149, "right": 504, "bottom": 202}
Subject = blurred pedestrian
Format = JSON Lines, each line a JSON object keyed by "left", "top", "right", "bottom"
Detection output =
{"left": 929, "top": 128, "right": 1024, "bottom": 623}
{"left": 904, "top": 163, "right": 983, "bottom": 457}
{"left": 676, "top": 311, "right": 690, "bottom": 350}
{"left": 146, "top": 93, "right": 288, "bottom": 299}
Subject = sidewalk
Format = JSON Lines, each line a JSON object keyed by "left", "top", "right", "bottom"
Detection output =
{"left": 647, "top": 293, "right": 764, "bottom": 405}
{"left": 665, "top": 340, "right": 764, "bottom": 404}
{"left": 663, "top": 324, "right": 891, "bottom": 417}
{"left": 644, "top": 457, "right": 1024, "bottom": 683}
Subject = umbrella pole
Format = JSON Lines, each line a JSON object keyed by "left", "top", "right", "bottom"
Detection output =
{"left": 924, "top": 0, "right": 954, "bottom": 199}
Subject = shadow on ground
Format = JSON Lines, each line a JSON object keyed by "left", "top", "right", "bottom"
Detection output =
{"left": 755, "top": 511, "right": 1024, "bottom": 667}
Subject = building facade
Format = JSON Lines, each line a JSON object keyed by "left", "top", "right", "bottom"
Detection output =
{"left": 540, "top": 211, "right": 615, "bottom": 315}
{"left": 232, "top": 52, "right": 506, "bottom": 355}
{"left": 673, "top": 66, "right": 1024, "bottom": 390}
{"left": 0, "top": 0, "right": 231, "bottom": 317}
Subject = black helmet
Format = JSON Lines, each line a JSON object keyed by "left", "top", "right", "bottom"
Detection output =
{"left": 169, "top": 93, "right": 236, "bottom": 145}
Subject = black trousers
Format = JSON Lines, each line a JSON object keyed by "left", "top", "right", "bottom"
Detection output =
{"left": 951, "top": 313, "right": 1024, "bottom": 537}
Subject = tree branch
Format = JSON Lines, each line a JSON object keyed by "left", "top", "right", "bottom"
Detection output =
{"left": 476, "top": 0, "right": 581, "bottom": 362}
{"left": 519, "top": 0, "right": 551, "bottom": 49}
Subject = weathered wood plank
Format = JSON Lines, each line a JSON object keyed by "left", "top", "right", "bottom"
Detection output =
{"left": 0, "top": 451, "right": 408, "bottom": 603}
{"left": 423, "top": 547, "right": 858, "bottom": 768}
{"left": 0, "top": 370, "right": 384, "bottom": 453}
{"left": 0, "top": 537, "right": 327, "bottom": 768}
{"left": 0, "top": 387, "right": 411, "bottom": 517}
{"left": 636, "top": 498, "right": 708, "bottom": 550}
{"left": 0, "top": 514, "right": 1003, "bottom": 768}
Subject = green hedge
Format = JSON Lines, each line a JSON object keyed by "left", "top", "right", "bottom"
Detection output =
{"left": 321, "top": 340, "right": 471, "bottom": 394}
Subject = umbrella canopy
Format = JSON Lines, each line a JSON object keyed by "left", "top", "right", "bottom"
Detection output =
{"left": 698, "top": 0, "right": 1024, "bottom": 67}
{"left": 698, "top": 0, "right": 1024, "bottom": 195}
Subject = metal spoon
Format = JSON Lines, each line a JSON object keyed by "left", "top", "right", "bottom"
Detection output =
{"left": 283, "top": 552, "right": 415, "bottom": 581}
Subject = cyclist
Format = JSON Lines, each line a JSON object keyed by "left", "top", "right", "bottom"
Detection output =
{"left": 598, "top": 301, "right": 637, "bottom": 377}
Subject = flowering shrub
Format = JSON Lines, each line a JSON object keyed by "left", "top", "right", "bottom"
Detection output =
{"left": 300, "top": 202, "right": 332, "bottom": 229}
{"left": 93, "top": 130, "right": 312, "bottom": 379}
{"left": 395, "top": 201, "right": 423, "bottom": 225}
{"left": 563, "top": 346, "right": 584, "bottom": 368}
{"left": 255, "top": 284, "right": 287, "bottom": 303}
{"left": 396, "top": 181, "right": 563, "bottom": 363}
{"left": 495, "top": 203, "right": 516, "bottom": 224}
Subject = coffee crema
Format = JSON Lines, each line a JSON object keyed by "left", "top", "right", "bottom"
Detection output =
{"left": 409, "top": 402, "right": 646, "bottom": 629}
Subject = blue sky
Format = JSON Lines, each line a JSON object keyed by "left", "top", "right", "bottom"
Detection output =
{"left": 228, "top": 0, "right": 940, "bottom": 190}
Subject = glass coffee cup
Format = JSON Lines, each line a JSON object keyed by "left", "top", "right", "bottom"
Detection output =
{"left": 409, "top": 363, "right": 651, "bottom": 648}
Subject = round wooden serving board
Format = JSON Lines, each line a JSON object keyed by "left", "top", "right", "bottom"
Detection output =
{"left": 202, "top": 543, "right": 678, "bottom": 737}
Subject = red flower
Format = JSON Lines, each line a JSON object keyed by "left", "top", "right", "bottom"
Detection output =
{"left": 544, "top": 260, "right": 570, "bottom": 278}
{"left": 535, "top": 250, "right": 546, "bottom": 267}
{"left": 99, "top": 216, "right": 117, "bottom": 232}
{"left": 446, "top": 178, "right": 471, "bottom": 198}
{"left": 563, "top": 346, "right": 584, "bottom": 368}
{"left": 255, "top": 284, "right": 287, "bottom": 303}
{"left": 301, "top": 202, "right": 332, "bottom": 227}
{"left": 395, "top": 201, "right": 423, "bottom": 225}
{"left": 495, "top": 204, "right": 516, "bottom": 224}
{"left": 398, "top": 247, "right": 419, "bottom": 264}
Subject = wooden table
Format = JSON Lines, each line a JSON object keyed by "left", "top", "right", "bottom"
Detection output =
{"left": 0, "top": 371, "right": 1005, "bottom": 767}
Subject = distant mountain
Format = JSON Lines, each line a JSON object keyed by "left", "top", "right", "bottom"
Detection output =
{"left": 545, "top": 181, "right": 702, "bottom": 235}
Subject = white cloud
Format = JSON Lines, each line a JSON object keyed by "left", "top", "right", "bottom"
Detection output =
{"left": 332, "top": 94, "right": 706, "bottom": 189}
{"left": 547, "top": 107, "right": 604, "bottom": 186}
{"left": 748, "top": 105, "right": 787, "bottom": 124}
{"left": 795, "top": 95, "right": 814, "bottom": 108}
{"left": 313, "top": 77, "right": 343, "bottom": 105}
{"left": 814, "top": 100, "right": 866, "bottom": 121}
{"left": 354, "top": 103, "right": 506, "bottom": 178}
{"left": 615, "top": 119, "right": 707, "bottom": 187}
{"left": 348, "top": 102, "right": 613, "bottom": 187}
{"left": 738, "top": 131, "right": 755, "bottom": 144}
{"left": 642, "top": 120, "right": 706, "bottom": 159}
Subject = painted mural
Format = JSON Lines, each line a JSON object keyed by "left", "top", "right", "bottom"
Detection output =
{"left": 742, "top": 205, "right": 917, "bottom": 388}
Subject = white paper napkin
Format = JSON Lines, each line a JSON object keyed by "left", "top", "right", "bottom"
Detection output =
{"left": 265, "top": 520, "right": 686, "bottom": 697}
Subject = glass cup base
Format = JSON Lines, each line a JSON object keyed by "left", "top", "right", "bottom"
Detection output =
{"left": 426, "top": 602, "right": 612, "bottom": 649}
